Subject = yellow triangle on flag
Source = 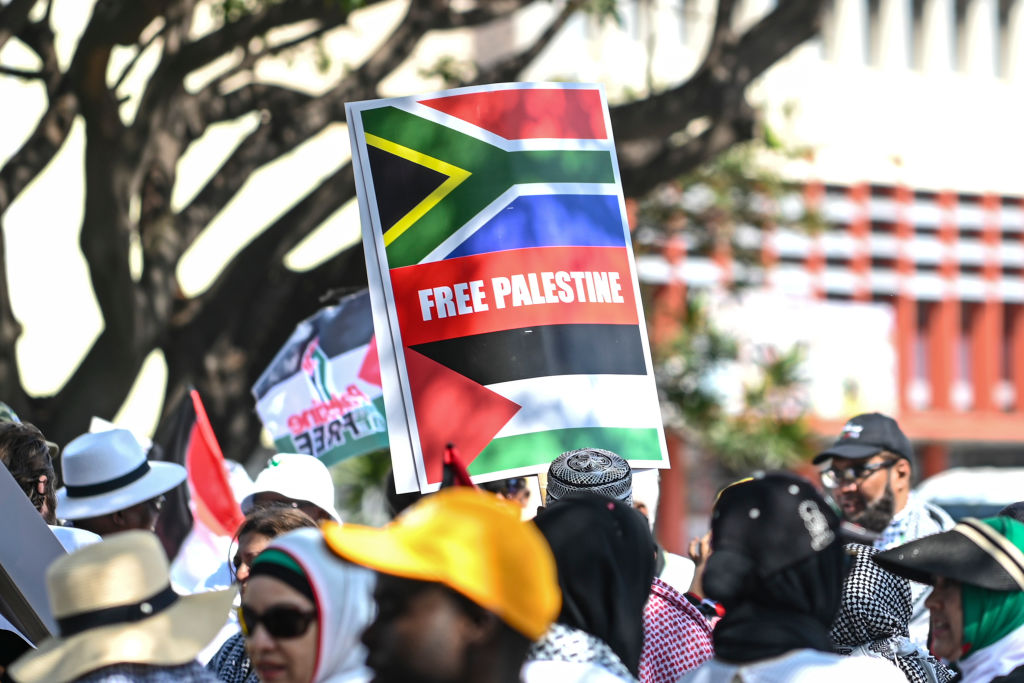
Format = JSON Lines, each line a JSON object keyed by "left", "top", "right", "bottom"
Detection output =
{"left": 365, "top": 133, "right": 471, "bottom": 247}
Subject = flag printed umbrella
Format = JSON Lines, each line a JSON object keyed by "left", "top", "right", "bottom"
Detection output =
{"left": 349, "top": 83, "right": 669, "bottom": 493}
{"left": 252, "top": 290, "right": 389, "bottom": 467}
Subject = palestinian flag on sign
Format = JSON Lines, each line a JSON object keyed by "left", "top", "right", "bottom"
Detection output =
{"left": 349, "top": 83, "right": 668, "bottom": 492}
{"left": 252, "top": 291, "right": 388, "bottom": 467}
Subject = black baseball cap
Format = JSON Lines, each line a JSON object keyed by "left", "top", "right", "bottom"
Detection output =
{"left": 704, "top": 472, "right": 840, "bottom": 595}
{"left": 813, "top": 412, "right": 913, "bottom": 465}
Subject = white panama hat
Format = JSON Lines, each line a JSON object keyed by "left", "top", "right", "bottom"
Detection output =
{"left": 240, "top": 452, "right": 341, "bottom": 522}
{"left": 56, "top": 429, "right": 187, "bottom": 521}
{"left": 9, "top": 531, "right": 236, "bottom": 683}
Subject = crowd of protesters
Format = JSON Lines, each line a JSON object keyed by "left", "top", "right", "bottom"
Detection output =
{"left": 2, "top": 409, "right": 1024, "bottom": 683}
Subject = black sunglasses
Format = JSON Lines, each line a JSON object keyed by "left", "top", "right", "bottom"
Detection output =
{"left": 820, "top": 459, "right": 898, "bottom": 489}
{"left": 238, "top": 604, "right": 317, "bottom": 639}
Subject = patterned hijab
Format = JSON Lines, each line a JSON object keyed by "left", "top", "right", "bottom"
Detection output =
{"left": 831, "top": 544, "right": 952, "bottom": 683}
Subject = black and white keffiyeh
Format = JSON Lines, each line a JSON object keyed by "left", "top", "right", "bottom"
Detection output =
{"left": 206, "top": 632, "right": 258, "bottom": 683}
{"left": 832, "top": 543, "right": 953, "bottom": 683}
{"left": 527, "top": 622, "right": 638, "bottom": 682}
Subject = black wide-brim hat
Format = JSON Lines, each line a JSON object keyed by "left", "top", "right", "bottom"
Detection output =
{"left": 873, "top": 517, "right": 1024, "bottom": 592}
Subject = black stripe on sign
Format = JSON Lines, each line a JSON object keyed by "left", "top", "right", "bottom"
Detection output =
{"left": 409, "top": 324, "right": 647, "bottom": 385}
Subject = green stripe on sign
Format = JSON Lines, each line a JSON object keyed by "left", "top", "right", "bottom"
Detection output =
{"left": 467, "top": 427, "right": 664, "bottom": 475}
{"left": 361, "top": 107, "right": 615, "bottom": 268}
{"left": 273, "top": 435, "right": 296, "bottom": 452}
{"left": 275, "top": 396, "right": 390, "bottom": 467}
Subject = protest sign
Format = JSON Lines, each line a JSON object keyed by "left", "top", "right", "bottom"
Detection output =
{"left": 349, "top": 83, "right": 669, "bottom": 492}
{"left": 252, "top": 290, "right": 388, "bottom": 467}
{"left": 0, "top": 463, "right": 62, "bottom": 644}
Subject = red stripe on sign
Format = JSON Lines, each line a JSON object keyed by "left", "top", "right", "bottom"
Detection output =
{"left": 390, "top": 246, "right": 639, "bottom": 346}
{"left": 418, "top": 88, "right": 607, "bottom": 140}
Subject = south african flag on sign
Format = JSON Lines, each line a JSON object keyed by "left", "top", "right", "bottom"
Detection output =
{"left": 348, "top": 83, "right": 669, "bottom": 493}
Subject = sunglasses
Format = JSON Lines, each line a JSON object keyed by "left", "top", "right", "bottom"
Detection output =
{"left": 238, "top": 604, "right": 317, "bottom": 639}
{"left": 820, "top": 459, "right": 898, "bottom": 489}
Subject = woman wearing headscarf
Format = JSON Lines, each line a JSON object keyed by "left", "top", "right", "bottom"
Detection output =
{"left": 679, "top": 472, "right": 904, "bottom": 682}
{"left": 874, "top": 516, "right": 1024, "bottom": 682}
{"left": 239, "top": 527, "right": 375, "bottom": 683}
{"left": 522, "top": 494, "right": 656, "bottom": 683}
{"left": 208, "top": 507, "right": 319, "bottom": 683}
{"left": 831, "top": 544, "right": 952, "bottom": 683}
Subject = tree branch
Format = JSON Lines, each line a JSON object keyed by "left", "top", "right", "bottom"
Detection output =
{"left": 610, "top": 0, "right": 822, "bottom": 144}
{"left": 162, "top": 162, "right": 361, "bottom": 462}
{"left": 199, "top": 81, "right": 314, "bottom": 126}
{"left": 619, "top": 101, "right": 755, "bottom": 195}
{"left": 156, "top": 0, "right": 385, "bottom": 96}
{"left": 174, "top": 162, "right": 357, "bottom": 336}
{"left": 347, "top": 0, "right": 439, "bottom": 88}
{"left": 173, "top": 0, "right": 436, "bottom": 260}
{"left": 0, "top": 0, "right": 35, "bottom": 53}
{"left": 0, "top": 65, "right": 44, "bottom": 80}
{"left": 111, "top": 21, "right": 168, "bottom": 93}
{"left": 440, "top": 0, "right": 534, "bottom": 28}
{"left": 0, "top": 218, "right": 26, "bottom": 414}
{"left": 0, "top": 93, "right": 77, "bottom": 215}
{"left": 37, "top": 2, "right": 178, "bottom": 444}
{"left": 471, "top": 0, "right": 584, "bottom": 85}
{"left": 0, "top": 16, "right": 72, "bottom": 215}
{"left": 15, "top": 16, "right": 61, "bottom": 88}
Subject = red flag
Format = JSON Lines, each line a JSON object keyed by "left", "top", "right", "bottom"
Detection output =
{"left": 186, "top": 389, "right": 244, "bottom": 537}
{"left": 441, "top": 444, "right": 476, "bottom": 489}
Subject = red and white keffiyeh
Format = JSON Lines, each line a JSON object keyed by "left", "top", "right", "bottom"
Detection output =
{"left": 640, "top": 577, "right": 714, "bottom": 683}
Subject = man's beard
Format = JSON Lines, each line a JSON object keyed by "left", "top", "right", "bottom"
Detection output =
{"left": 850, "top": 482, "right": 895, "bottom": 533}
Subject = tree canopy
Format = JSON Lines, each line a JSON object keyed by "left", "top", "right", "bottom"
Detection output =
{"left": 0, "top": 0, "right": 823, "bottom": 463}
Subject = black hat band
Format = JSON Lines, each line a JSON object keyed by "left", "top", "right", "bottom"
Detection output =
{"left": 65, "top": 460, "right": 150, "bottom": 498}
{"left": 57, "top": 585, "right": 178, "bottom": 637}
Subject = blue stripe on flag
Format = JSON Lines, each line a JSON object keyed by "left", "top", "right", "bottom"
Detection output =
{"left": 445, "top": 194, "right": 626, "bottom": 258}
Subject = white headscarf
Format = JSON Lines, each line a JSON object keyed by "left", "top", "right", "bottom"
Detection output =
{"left": 267, "top": 528, "right": 376, "bottom": 683}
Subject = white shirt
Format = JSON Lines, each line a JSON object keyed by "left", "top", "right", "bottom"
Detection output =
{"left": 522, "top": 659, "right": 635, "bottom": 683}
{"left": 875, "top": 493, "right": 954, "bottom": 551}
{"left": 50, "top": 524, "right": 101, "bottom": 552}
{"left": 958, "top": 621, "right": 1024, "bottom": 683}
{"left": 677, "top": 649, "right": 908, "bottom": 683}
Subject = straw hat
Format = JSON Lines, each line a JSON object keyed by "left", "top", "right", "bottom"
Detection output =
{"left": 56, "top": 430, "right": 187, "bottom": 520}
{"left": 9, "top": 531, "right": 235, "bottom": 683}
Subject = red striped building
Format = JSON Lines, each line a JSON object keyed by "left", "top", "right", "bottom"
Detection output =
{"left": 642, "top": 183, "right": 1024, "bottom": 551}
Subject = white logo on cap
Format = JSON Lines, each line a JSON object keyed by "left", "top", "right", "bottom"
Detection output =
{"left": 797, "top": 500, "right": 835, "bottom": 551}
{"left": 840, "top": 422, "right": 863, "bottom": 440}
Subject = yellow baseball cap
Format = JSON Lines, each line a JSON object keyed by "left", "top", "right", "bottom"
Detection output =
{"left": 322, "top": 487, "right": 560, "bottom": 640}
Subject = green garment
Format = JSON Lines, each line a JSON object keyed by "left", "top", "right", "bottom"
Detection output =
{"left": 961, "top": 517, "right": 1024, "bottom": 658}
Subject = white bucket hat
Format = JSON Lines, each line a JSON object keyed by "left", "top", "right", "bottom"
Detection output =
{"left": 240, "top": 452, "right": 341, "bottom": 522}
{"left": 9, "top": 530, "right": 236, "bottom": 683}
{"left": 56, "top": 430, "right": 187, "bottom": 520}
